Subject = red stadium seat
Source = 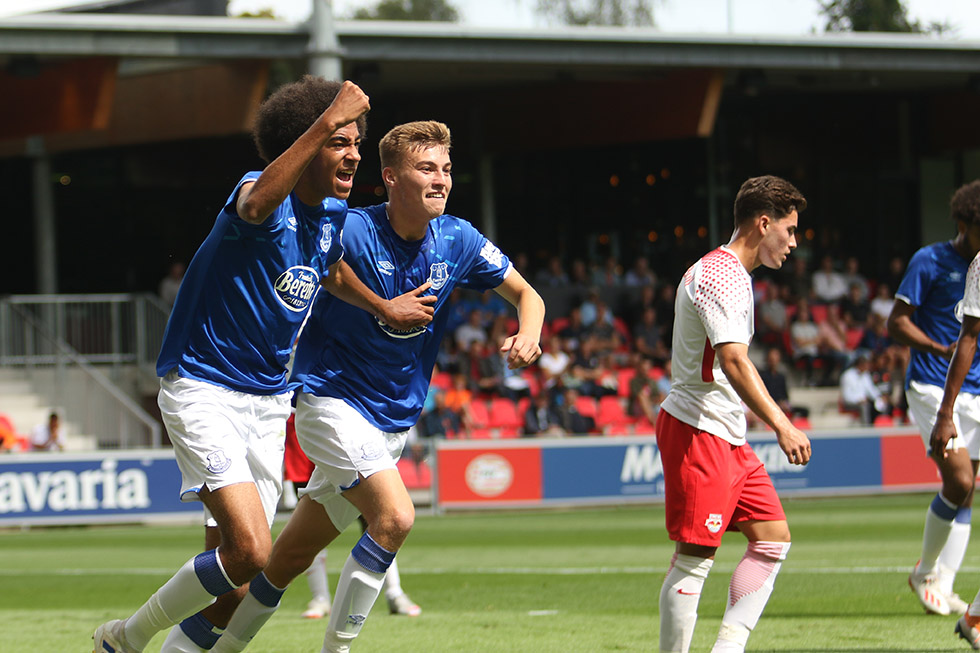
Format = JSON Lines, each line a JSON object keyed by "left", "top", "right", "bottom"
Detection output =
{"left": 430, "top": 371, "right": 452, "bottom": 390}
{"left": 634, "top": 416, "right": 657, "bottom": 435}
{"left": 605, "top": 423, "right": 633, "bottom": 436}
{"left": 488, "top": 397, "right": 523, "bottom": 430}
{"left": 873, "top": 414, "right": 894, "bottom": 427}
{"left": 469, "top": 400, "right": 490, "bottom": 429}
{"left": 596, "top": 396, "right": 632, "bottom": 429}
{"left": 617, "top": 368, "right": 636, "bottom": 398}
{"left": 575, "top": 395, "right": 598, "bottom": 419}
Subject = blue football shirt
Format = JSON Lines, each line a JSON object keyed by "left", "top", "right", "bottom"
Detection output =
{"left": 156, "top": 172, "right": 347, "bottom": 394}
{"left": 896, "top": 240, "right": 980, "bottom": 393}
{"left": 293, "top": 203, "right": 512, "bottom": 431}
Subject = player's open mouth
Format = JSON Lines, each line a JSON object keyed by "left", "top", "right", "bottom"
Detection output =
{"left": 337, "top": 170, "right": 354, "bottom": 182}
{"left": 426, "top": 192, "right": 445, "bottom": 198}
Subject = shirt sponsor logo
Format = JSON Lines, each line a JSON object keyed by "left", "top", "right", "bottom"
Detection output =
{"left": 205, "top": 450, "right": 232, "bottom": 474}
{"left": 287, "top": 216, "right": 297, "bottom": 232}
{"left": 375, "top": 316, "right": 427, "bottom": 339}
{"left": 377, "top": 260, "right": 395, "bottom": 276}
{"left": 0, "top": 459, "right": 150, "bottom": 514}
{"left": 274, "top": 266, "right": 319, "bottom": 313}
{"left": 465, "top": 454, "right": 514, "bottom": 497}
{"left": 428, "top": 261, "right": 449, "bottom": 290}
{"left": 320, "top": 223, "right": 332, "bottom": 253}
{"left": 479, "top": 240, "right": 504, "bottom": 268}
{"left": 704, "top": 513, "right": 724, "bottom": 533}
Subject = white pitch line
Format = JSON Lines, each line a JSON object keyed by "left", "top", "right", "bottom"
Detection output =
{"left": 3, "top": 565, "right": 979, "bottom": 576}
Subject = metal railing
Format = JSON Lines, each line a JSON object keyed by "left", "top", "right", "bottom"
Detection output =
{"left": 0, "top": 296, "right": 166, "bottom": 448}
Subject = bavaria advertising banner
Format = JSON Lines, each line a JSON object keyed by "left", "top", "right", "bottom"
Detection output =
{"left": 434, "top": 427, "right": 936, "bottom": 511}
{"left": 0, "top": 450, "right": 201, "bottom": 526}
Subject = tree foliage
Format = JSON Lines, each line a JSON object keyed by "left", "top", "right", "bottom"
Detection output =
{"left": 535, "top": 0, "right": 655, "bottom": 27}
{"left": 819, "top": 0, "right": 947, "bottom": 34}
{"left": 352, "top": 0, "right": 460, "bottom": 22}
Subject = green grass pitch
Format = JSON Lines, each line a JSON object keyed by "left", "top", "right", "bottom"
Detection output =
{"left": 1, "top": 493, "right": 976, "bottom": 652}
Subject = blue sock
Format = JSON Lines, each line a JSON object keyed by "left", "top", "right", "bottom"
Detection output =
{"left": 194, "top": 549, "right": 236, "bottom": 596}
{"left": 351, "top": 532, "right": 396, "bottom": 573}
{"left": 249, "top": 571, "right": 285, "bottom": 607}
{"left": 178, "top": 613, "right": 223, "bottom": 649}
{"left": 931, "top": 493, "right": 958, "bottom": 521}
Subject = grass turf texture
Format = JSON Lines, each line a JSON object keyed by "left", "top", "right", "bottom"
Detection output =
{"left": 1, "top": 493, "right": 975, "bottom": 652}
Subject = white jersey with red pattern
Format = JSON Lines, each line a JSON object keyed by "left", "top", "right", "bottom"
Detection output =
{"left": 660, "top": 245, "right": 754, "bottom": 446}
{"left": 963, "top": 252, "right": 980, "bottom": 319}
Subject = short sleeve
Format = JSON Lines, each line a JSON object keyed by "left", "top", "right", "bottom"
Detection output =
{"left": 693, "top": 254, "right": 752, "bottom": 347}
{"left": 963, "top": 254, "right": 980, "bottom": 318}
{"left": 458, "top": 223, "right": 512, "bottom": 292}
{"left": 895, "top": 248, "right": 934, "bottom": 308}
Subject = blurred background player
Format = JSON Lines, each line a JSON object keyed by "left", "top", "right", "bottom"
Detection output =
{"left": 656, "top": 176, "right": 811, "bottom": 653}
{"left": 888, "top": 180, "right": 980, "bottom": 616}
{"left": 210, "top": 120, "right": 544, "bottom": 653}
{"left": 283, "top": 412, "right": 421, "bottom": 620}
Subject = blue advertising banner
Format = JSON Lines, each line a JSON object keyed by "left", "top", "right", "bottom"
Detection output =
{"left": 0, "top": 450, "right": 201, "bottom": 526}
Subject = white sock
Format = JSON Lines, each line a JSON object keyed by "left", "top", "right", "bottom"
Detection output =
{"left": 211, "top": 572, "right": 285, "bottom": 653}
{"left": 938, "top": 520, "right": 971, "bottom": 595}
{"left": 383, "top": 558, "right": 404, "bottom": 600}
{"left": 125, "top": 551, "right": 236, "bottom": 650}
{"left": 712, "top": 541, "right": 790, "bottom": 653}
{"left": 919, "top": 493, "right": 958, "bottom": 575}
{"left": 659, "top": 553, "right": 713, "bottom": 653}
{"left": 307, "top": 549, "right": 331, "bottom": 603}
{"left": 322, "top": 554, "right": 387, "bottom": 653}
{"left": 160, "top": 624, "right": 207, "bottom": 653}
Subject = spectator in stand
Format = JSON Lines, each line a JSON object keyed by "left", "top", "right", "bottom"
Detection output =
{"left": 870, "top": 283, "right": 895, "bottom": 323}
{"left": 781, "top": 254, "right": 811, "bottom": 303}
{"left": 654, "top": 283, "right": 677, "bottom": 343}
{"left": 558, "top": 305, "right": 588, "bottom": 352}
{"left": 840, "top": 282, "right": 871, "bottom": 329}
{"left": 565, "top": 337, "right": 618, "bottom": 398}
{"left": 454, "top": 308, "right": 487, "bottom": 353}
{"left": 758, "top": 347, "right": 807, "bottom": 419}
{"left": 569, "top": 258, "right": 590, "bottom": 291}
{"left": 557, "top": 387, "right": 596, "bottom": 435}
{"left": 580, "top": 288, "right": 613, "bottom": 327}
{"left": 31, "top": 412, "right": 63, "bottom": 451}
{"left": 523, "top": 392, "right": 565, "bottom": 437}
{"left": 757, "top": 282, "right": 790, "bottom": 348}
{"left": 158, "top": 260, "right": 186, "bottom": 309}
{"left": 479, "top": 335, "right": 533, "bottom": 401}
{"left": 418, "top": 388, "right": 462, "bottom": 439}
{"left": 535, "top": 255, "right": 569, "bottom": 288}
{"left": 626, "top": 283, "right": 657, "bottom": 326}
{"left": 882, "top": 254, "right": 906, "bottom": 295}
{"left": 627, "top": 355, "right": 666, "bottom": 423}
{"left": 475, "top": 289, "right": 510, "bottom": 329}
{"left": 812, "top": 254, "right": 849, "bottom": 304}
{"left": 839, "top": 352, "right": 888, "bottom": 425}
{"left": 816, "top": 302, "right": 851, "bottom": 382}
{"left": 538, "top": 334, "right": 572, "bottom": 393}
{"left": 587, "top": 301, "right": 623, "bottom": 354}
{"left": 592, "top": 256, "right": 623, "bottom": 287}
{"left": 842, "top": 255, "right": 870, "bottom": 302}
{"left": 444, "top": 372, "right": 475, "bottom": 437}
{"left": 624, "top": 256, "right": 657, "bottom": 287}
{"left": 633, "top": 306, "right": 669, "bottom": 365}
{"left": 789, "top": 297, "right": 822, "bottom": 385}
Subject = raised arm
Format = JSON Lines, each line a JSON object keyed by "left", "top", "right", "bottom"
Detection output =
{"left": 236, "top": 81, "right": 370, "bottom": 225}
{"left": 321, "top": 260, "right": 434, "bottom": 330}
{"left": 492, "top": 268, "right": 545, "bottom": 369}
{"left": 887, "top": 299, "right": 955, "bottom": 360}
{"left": 931, "top": 315, "right": 980, "bottom": 457}
{"left": 717, "top": 341, "right": 811, "bottom": 465}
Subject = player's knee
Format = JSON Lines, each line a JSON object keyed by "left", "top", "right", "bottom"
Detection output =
{"left": 222, "top": 533, "right": 272, "bottom": 583}
{"left": 944, "top": 473, "right": 975, "bottom": 505}
{"left": 375, "top": 504, "right": 415, "bottom": 546}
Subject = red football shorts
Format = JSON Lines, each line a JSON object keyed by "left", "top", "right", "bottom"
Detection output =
{"left": 283, "top": 413, "right": 314, "bottom": 484}
{"left": 656, "top": 409, "right": 785, "bottom": 547}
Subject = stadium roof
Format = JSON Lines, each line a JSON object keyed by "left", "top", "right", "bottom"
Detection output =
{"left": 1, "top": 13, "right": 980, "bottom": 92}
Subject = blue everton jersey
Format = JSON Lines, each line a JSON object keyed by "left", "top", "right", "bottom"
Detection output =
{"left": 896, "top": 240, "right": 980, "bottom": 392}
{"left": 156, "top": 172, "right": 347, "bottom": 394}
{"left": 293, "top": 203, "right": 512, "bottom": 432}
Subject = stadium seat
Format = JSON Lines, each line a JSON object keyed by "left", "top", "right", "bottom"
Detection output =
{"left": 596, "top": 396, "right": 633, "bottom": 430}
{"left": 469, "top": 400, "right": 491, "bottom": 429}
{"left": 633, "top": 416, "right": 657, "bottom": 435}
{"left": 575, "top": 395, "right": 598, "bottom": 419}
{"left": 469, "top": 427, "right": 495, "bottom": 439}
{"left": 550, "top": 316, "right": 570, "bottom": 335}
{"left": 790, "top": 415, "right": 812, "bottom": 430}
{"left": 605, "top": 423, "right": 633, "bottom": 436}
{"left": 430, "top": 371, "right": 452, "bottom": 390}
{"left": 810, "top": 303, "right": 828, "bottom": 324}
{"left": 845, "top": 328, "right": 865, "bottom": 350}
{"left": 617, "top": 368, "right": 636, "bottom": 398}
{"left": 488, "top": 397, "right": 523, "bottom": 430}
{"left": 873, "top": 414, "right": 894, "bottom": 427}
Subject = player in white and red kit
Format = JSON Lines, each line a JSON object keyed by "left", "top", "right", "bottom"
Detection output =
{"left": 656, "top": 175, "right": 811, "bottom": 653}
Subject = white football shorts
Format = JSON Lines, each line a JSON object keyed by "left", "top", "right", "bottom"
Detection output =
{"left": 907, "top": 380, "right": 980, "bottom": 459}
{"left": 294, "top": 392, "right": 407, "bottom": 532}
{"left": 158, "top": 370, "right": 290, "bottom": 527}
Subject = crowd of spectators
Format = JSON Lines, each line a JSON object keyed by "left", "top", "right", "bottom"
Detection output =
{"left": 413, "top": 251, "right": 913, "bottom": 441}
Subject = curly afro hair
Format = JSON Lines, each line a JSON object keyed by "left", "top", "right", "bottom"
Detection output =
{"left": 252, "top": 75, "right": 368, "bottom": 163}
{"left": 951, "top": 180, "right": 980, "bottom": 227}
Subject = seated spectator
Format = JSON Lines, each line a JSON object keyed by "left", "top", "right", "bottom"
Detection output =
{"left": 624, "top": 256, "right": 656, "bottom": 287}
{"left": 565, "top": 337, "right": 618, "bottom": 398}
{"left": 455, "top": 308, "right": 487, "bottom": 353}
{"left": 781, "top": 255, "right": 812, "bottom": 304}
{"left": 476, "top": 289, "right": 510, "bottom": 329}
{"left": 479, "top": 336, "right": 533, "bottom": 401}
{"left": 654, "top": 283, "right": 676, "bottom": 343}
{"left": 587, "top": 301, "right": 622, "bottom": 354}
{"left": 842, "top": 255, "right": 870, "bottom": 302}
{"left": 627, "top": 355, "right": 666, "bottom": 423}
{"left": 591, "top": 256, "right": 623, "bottom": 287}
{"left": 557, "top": 387, "right": 596, "bottom": 435}
{"left": 632, "top": 306, "right": 669, "bottom": 365}
{"left": 535, "top": 255, "right": 569, "bottom": 287}
{"left": 569, "top": 258, "right": 590, "bottom": 291}
{"left": 31, "top": 412, "right": 63, "bottom": 452}
{"left": 418, "top": 388, "right": 463, "bottom": 439}
{"left": 816, "top": 302, "right": 850, "bottom": 381}
{"left": 558, "top": 306, "right": 588, "bottom": 352}
{"left": 812, "top": 254, "right": 848, "bottom": 304}
{"left": 523, "top": 392, "right": 565, "bottom": 437}
{"left": 443, "top": 373, "right": 475, "bottom": 437}
{"left": 789, "top": 298, "right": 822, "bottom": 385}
{"left": 869, "top": 283, "right": 895, "bottom": 323}
{"left": 756, "top": 282, "right": 790, "bottom": 347}
{"left": 758, "top": 347, "right": 808, "bottom": 418}
{"left": 840, "top": 352, "right": 890, "bottom": 425}
{"left": 538, "top": 334, "right": 572, "bottom": 392}
{"left": 840, "top": 282, "right": 871, "bottom": 329}
{"left": 580, "top": 288, "right": 614, "bottom": 328}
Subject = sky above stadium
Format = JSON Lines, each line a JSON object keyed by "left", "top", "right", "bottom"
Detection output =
{"left": 2, "top": 0, "right": 980, "bottom": 38}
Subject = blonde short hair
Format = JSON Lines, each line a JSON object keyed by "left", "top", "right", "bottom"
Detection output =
{"left": 378, "top": 120, "right": 452, "bottom": 170}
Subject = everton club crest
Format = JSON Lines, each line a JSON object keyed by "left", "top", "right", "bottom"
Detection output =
{"left": 428, "top": 261, "right": 449, "bottom": 290}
